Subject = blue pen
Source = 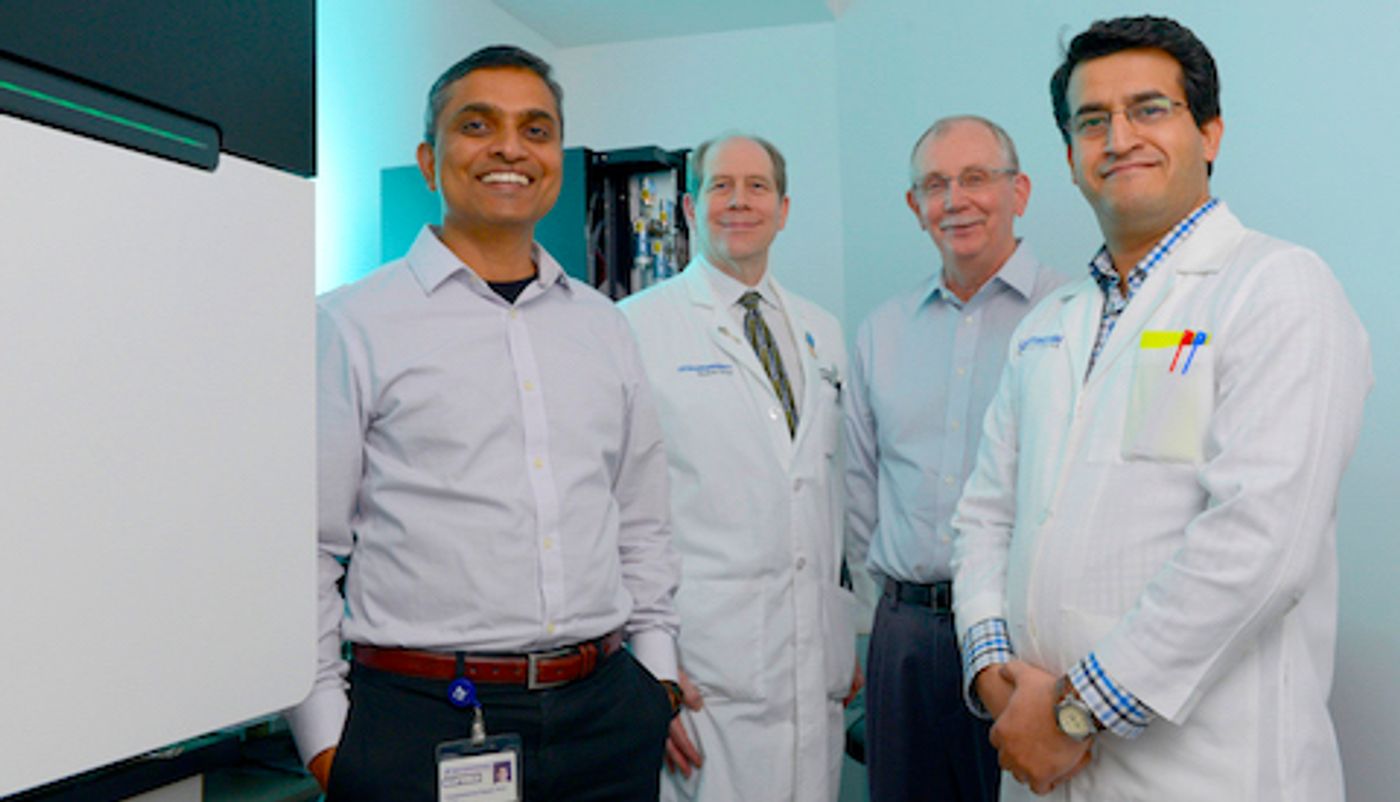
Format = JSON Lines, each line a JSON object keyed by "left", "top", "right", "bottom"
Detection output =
{"left": 1181, "top": 331, "right": 1208, "bottom": 374}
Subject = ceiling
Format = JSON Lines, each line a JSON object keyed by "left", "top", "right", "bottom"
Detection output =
{"left": 491, "top": 0, "right": 846, "bottom": 48}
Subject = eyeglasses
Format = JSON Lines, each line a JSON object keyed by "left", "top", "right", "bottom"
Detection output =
{"left": 1069, "top": 97, "right": 1187, "bottom": 139}
{"left": 912, "top": 167, "right": 1017, "bottom": 198}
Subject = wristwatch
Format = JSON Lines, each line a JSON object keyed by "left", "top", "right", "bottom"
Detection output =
{"left": 1053, "top": 676, "right": 1101, "bottom": 741}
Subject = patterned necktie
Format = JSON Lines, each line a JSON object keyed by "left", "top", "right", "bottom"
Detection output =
{"left": 739, "top": 291, "right": 799, "bottom": 437}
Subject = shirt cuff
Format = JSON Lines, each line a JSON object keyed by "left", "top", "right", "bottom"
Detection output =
{"left": 1069, "top": 652, "right": 1154, "bottom": 739}
{"left": 628, "top": 628, "right": 678, "bottom": 683}
{"left": 961, "top": 618, "right": 1014, "bottom": 717}
{"left": 284, "top": 684, "right": 349, "bottom": 766}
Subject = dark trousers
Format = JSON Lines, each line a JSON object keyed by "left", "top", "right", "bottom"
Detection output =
{"left": 865, "top": 592, "right": 1000, "bottom": 802}
{"left": 326, "top": 649, "right": 672, "bottom": 802}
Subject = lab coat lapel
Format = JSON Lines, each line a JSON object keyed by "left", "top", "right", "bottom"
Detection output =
{"left": 1056, "top": 279, "right": 1101, "bottom": 402}
{"left": 680, "top": 263, "right": 769, "bottom": 386}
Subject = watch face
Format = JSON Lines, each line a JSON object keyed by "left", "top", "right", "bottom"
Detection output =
{"left": 1056, "top": 701, "right": 1096, "bottom": 740}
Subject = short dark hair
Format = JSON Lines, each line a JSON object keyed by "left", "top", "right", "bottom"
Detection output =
{"left": 1050, "top": 15, "right": 1220, "bottom": 145}
{"left": 687, "top": 133, "right": 788, "bottom": 198}
{"left": 423, "top": 44, "right": 564, "bottom": 146}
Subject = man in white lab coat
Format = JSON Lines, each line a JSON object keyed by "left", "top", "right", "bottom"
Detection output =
{"left": 952, "top": 15, "right": 1372, "bottom": 801}
{"left": 620, "top": 134, "right": 860, "bottom": 802}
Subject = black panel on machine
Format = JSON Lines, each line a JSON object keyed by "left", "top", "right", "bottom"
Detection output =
{"left": 0, "top": 0, "right": 315, "bottom": 176}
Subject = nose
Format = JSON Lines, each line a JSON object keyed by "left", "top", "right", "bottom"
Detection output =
{"left": 725, "top": 186, "right": 749, "bottom": 209}
{"left": 941, "top": 180, "right": 969, "bottom": 212}
{"left": 490, "top": 127, "right": 527, "bottom": 161}
{"left": 1104, "top": 110, "right": 1142, "bottom": 155}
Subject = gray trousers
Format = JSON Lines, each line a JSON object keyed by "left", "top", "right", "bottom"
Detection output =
{"left": 865, "top": 591, "right": 1000, "bottom": 802}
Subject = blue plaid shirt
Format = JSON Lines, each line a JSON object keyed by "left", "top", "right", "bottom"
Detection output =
{"left": 961, "top": 198, "right": 1222, "bottom": 739}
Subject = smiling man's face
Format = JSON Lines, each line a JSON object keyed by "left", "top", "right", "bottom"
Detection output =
{"left": 416, "top": 66, "right": 563, "bottom": 238}
{"left": 907, "top": 120, "right": 1028, "bottom": 277}
{"left": 1066, "top": 48, "right": 1221, "bottom": 238}
{"left": 685, "top": 136, "right": 789, "bottom": 278}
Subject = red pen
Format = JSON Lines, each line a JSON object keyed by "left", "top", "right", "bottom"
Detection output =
{"left": 1169, "top": 330, "right": 1195, "bottom": 372}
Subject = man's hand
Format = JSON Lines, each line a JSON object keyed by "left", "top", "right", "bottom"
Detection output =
{"left": 307, "top": 747, "right": 336, "bottom": 791}
{"left": 844, "top": 658, "right": 865, "bottom": 707}
{"left": 990, "top": 661, "right": 1092, "bottom": 795}
{"left": 973, "top": 663, "right": 1015, "bottom": 719}
{"left": 663, "top": 667, "right": 705, "bottom": 777}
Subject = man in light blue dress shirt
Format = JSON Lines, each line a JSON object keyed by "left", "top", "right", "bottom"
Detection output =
{"left": 844, "top": 116, "right": 1065, "bottom": 802}
{"left": 287, "top": 45, "right": 680, "bottom": 802}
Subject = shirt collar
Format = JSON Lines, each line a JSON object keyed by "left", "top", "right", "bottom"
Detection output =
{"left": 406, "top": 225, "right": 570, "bottom": 296}
{"left": 700, "top": 255, "right": 779, "bottom": 312}
{"left": 1088, "top": 197, "right": 1221, "bottom": 293}
{"left": 922, "top": 238, "right": 1039, "bottom": 308}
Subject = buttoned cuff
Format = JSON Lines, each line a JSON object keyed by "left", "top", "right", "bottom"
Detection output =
{"left": 284, "top": 684, "right": 349, "bottom": 766}
{"left": 961, "top": 618, "right": 1014, "bottom": 717}
{"left": 1069, "top": 652, "right": 1154, "bottom": 739}
{"left": 628, "top": 628, "right": 678, "bottom": 683}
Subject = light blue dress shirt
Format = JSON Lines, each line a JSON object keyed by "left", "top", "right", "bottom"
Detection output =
{"left": 287, "top": 226, "right": 679, "bottom": 761}
{"left": 844, "top": 242, "right": 1065, "bottom": 584}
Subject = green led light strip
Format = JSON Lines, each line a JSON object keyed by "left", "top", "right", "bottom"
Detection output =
{"left": 0, "top": 79, "right": 208, "bottom": 149}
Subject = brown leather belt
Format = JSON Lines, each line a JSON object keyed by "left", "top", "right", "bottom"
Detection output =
{"left": 353, "top": 630, "right": 624, "bottom": 690}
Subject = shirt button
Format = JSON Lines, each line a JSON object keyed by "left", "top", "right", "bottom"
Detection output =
{"left": 524, "top": 380, "right": 535, "bottom": 392}
{"left": 964, "top": 315, "right": 974, "bottom": 325}
{"left": 543, "top": 537, "right": 554, "bottom": 550}
{"left": 533, "top": 457, "right": 544, "bottom": 469}
{"left": 769, "top": 408, "right": 780, "bottom": 420}
{"left": 949, "top": 420, "right": 961, "bottom": 432}
{"left": 546, "top": 622, "right": 556, "bottom": 635}
{"left": 945, "top": 476, "right": 956, "bottom": 486}
{"left": 956, "top": 366, "right": 967, "bottom": 377}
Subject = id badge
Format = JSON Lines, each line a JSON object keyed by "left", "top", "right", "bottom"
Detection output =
{"left": 436, "top": 734, "right": 522, "bottom": 802}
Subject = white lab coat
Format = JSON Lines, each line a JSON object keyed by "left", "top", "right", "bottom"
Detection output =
{"left": 952, "top": 204, "right": 1371, "bottom": 802}
{"left": 620, "top": 260, "right": 855, "bottom": 802}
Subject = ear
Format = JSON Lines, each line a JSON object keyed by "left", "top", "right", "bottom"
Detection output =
{"left": 1065, "top": 142, "right": 1079, "bottom": 186}
{"left": 1199, "top": 116, "right": 1224, "bottom": 165}
{"left": 905, "top": 189, "right": 925, "bottom": 229}
{"left": 1012, "top": 172, "right": 1031, "bottom": 217}
{"left": 416, "top": 141, "right": 438, "bottom": 192}
{"left": 682, "top": 193, "right": 697, "bottom": 228}
{"left": 775, "top": 195, "right": 790, "bottom": 231}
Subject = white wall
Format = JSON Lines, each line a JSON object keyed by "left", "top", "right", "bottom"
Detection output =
{"left": 316, "top": 0, "right": 557, "bottom": 290}
{"left": 554, "top": 22, "right": 845, "bottom": 318}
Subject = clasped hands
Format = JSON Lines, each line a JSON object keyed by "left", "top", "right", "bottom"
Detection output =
{"left": 976, "top": 660, "right": 1093, "bottom": 795}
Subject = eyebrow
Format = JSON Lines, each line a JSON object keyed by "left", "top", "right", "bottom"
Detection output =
{"left": 1072, "top": 89, "right": 1172, "bottom": 115}
{"left": 707, "top": 173, "right": 773, "bottom": 185}
{"left": 449, "top": 102, "right": 559, "bottom": 126}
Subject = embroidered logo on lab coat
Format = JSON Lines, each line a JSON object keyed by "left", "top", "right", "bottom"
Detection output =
{"left": 1018, "top": 334, "right": 1064, "bottom": 354}
{"left": 677, "top": 362, "right": 734, "bottom": 377}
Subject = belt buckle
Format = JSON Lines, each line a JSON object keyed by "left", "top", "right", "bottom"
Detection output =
{"left": 526, "top": 646, "right": 574, "bottom": 690}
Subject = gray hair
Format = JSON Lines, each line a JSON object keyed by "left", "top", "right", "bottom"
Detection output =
{"left": 909, "top": 115, "right": 1020, "bottom": 181}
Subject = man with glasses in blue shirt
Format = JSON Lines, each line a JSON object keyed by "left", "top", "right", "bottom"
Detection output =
{"left": 952, "top": 16, "right": 1370, "bottom": 800}
{"left": 844, "top": 115, "right": 1064, "bottom": 802}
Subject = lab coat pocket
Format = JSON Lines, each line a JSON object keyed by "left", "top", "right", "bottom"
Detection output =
{"left": 674, "top": 577, "right": 765, "bottom": 702}
{"left": 821, "top": 584, "right": 857, "bottom": 698}
{"left": 1123, "top": 334, "right": 1214, "bottom": 463}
